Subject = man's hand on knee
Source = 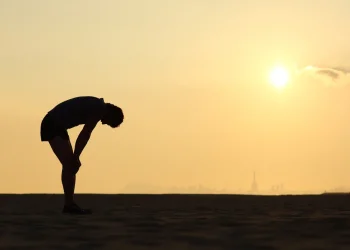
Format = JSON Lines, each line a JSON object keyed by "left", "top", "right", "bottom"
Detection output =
{"left": 72, "top": 155, "right": 81, "bottom": 174}
{"left": 63, "top": 155, "right": 81, "bottom": 175}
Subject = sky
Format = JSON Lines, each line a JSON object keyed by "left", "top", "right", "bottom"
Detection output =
{"left": 2, "top": 0, "right": 350, "bottom": 194}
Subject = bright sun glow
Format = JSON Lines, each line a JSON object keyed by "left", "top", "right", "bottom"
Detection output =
{"left": 269, "top": 66, "right": 290, "bottom": 89}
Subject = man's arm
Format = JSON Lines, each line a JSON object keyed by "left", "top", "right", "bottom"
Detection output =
{"left": 74, "top": 118, "right": 99, "bottom": 158}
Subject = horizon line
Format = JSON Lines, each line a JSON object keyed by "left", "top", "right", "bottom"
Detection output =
{"left": 0, "top": 192, "right": 346, "bottom": 196}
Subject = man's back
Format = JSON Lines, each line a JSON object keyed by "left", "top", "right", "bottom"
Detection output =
{"left": 48, "top": 96, "right": 105, "bottom": 129}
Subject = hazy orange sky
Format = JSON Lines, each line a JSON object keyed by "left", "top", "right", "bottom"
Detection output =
{"left": 2, "top": 0, "right": 350, "bottom": 194}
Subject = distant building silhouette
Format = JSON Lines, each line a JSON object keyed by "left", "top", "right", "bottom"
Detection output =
{"left": 250, "top": 171, "right": 258, "bottom": 194}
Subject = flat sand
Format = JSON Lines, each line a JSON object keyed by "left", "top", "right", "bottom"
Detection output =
{"left": 1, "top": 194, "right": 350, "bottom": 250}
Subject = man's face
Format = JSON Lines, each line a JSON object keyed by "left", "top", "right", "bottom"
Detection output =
{"left": 101, "top": 114, "right": 123, "bottom": 128}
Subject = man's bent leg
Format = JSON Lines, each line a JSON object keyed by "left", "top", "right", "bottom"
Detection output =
{"left": 48, "top": 135, "right": 91, "bottom": 214}
{"left": 48, "top": 136, "right": 77, "bottom": 206}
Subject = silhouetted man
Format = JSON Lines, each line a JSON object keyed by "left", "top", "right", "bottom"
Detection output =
{"left": 40, "top": 96, "right": 124, "bottom": 214}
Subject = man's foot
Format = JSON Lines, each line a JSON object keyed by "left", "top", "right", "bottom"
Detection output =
{"left": 62, "top": 203, "right": 92, "bottom": 215}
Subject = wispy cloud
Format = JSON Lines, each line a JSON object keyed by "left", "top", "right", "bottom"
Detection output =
{"left": 296, "top": 65, "right": 350, "bottom": 87}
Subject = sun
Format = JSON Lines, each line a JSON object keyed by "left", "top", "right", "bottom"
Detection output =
{"left": 269, "top": 66, "right": 290, "bottom": 89}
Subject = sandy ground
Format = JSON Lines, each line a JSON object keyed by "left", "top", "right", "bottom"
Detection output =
{"left": 1, "top": 194, "right": 350, "bottom": 250}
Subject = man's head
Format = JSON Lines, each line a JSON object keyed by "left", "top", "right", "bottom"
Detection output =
{"left": 101, "top": 103, "right": 124, "bottom": 128}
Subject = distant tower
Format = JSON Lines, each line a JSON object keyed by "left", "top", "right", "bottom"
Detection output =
{"left": 251, "top": 171, "right": 258, "bottom": 194}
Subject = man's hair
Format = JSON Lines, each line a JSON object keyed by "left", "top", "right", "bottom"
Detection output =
{"left": 105, "top": 103, "right": 124, "bottom": 127}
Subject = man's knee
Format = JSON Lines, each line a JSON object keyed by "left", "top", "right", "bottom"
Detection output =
{"left": 62, "top": 164, "right": 80, "bottom": 175}
{"left": 61, "top": 154, "right": 81, "bottom": 174}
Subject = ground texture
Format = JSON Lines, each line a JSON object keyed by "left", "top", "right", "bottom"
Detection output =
{"left": 1, "top": 194, "right": 350, "bottom": 250}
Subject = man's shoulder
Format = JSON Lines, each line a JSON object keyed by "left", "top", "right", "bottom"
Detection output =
{"left": 50, "top": 96, "right": 104, "bottom": 112}
{"left": 60, "top": 96, "right": 104, "bottom": 105}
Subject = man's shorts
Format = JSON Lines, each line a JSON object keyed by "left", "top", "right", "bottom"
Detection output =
{"left": 40, "top": 113, "right": 69, "bottom": 142}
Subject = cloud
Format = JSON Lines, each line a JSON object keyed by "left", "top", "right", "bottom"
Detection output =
{"left": 316, "top": 69, "right": 339, "bottom": 81}
{"left": 296, "top": 65, "right": 350, "bottom": 87}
